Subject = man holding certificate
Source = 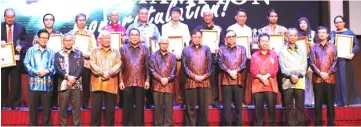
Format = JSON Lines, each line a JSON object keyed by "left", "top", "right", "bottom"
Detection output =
{"left": 194, "top": 9, "right": 225, "bottom": 108}
{"left": 89, "top": 30, "right": 121, "bottom": 126}
{"left": 101, "top": 9, "right": 126, "bottom": 46}
{"left": 120, "top": 28, "right": 150, "bottom": 126}
{"left": 218, "top": 30, "right": 247, "bottom": 126}
{"left": 68, "top": 13, "right": 97, "bottom": 109}
{"left": 309, "top": 26, "right": 337, "bottom": 126}
{"left": 182, "top": 30, "right": 212, "bottom": 126}
{"left": 1, "top": 8, "right": 27, "bottom": 110}
{"left": 24, "top": 29, "right": 56, "bottom": 126}
{"left": 54, "top": 34, "right": 84, "bottom": 126}
{"left": 278, "top": 28, "right": 308, "bottom": 126}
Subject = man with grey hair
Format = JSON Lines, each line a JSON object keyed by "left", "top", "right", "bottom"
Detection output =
{"left": 194, "top": 9, "right": 225, "bottom": 108}
{"left": 149, "top": 36, "right": 177, "bottom": 126}
{"left": 278, "top": 28, "right": 307, "bottom": 125}
{"left": 55, "top": 33, "right": 84, "bottom": 126}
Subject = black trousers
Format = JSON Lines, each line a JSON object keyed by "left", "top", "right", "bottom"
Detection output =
{"left": 123, "top": 86, "right": 145, "bottom": 126}
{"left": 28, "top": 90, "right": 52, "bottom": 126}
{"left": 1, "top": 63, "right": 22, "bottom": 107}
{"left": 184, "top": 87, "right": 209, "bottom": 126}
{"left": 210, "top": 62, "right": 220, "bottom": 105}
{"left": 51, "top": 74, "right": 59, "bottom": 107}
{"left": 284, "top": 88, "right": 305, "bottom": 126}
{"left": 221, "top": 85, "right": 244, "bottom": 126}
{"left": 91, "top": 91, "right": 116, "bottom": 126}
{"left": 118, "top": 89, "right": 123, "bottom": 108}
{"left": 313, "top": 82, "right": 335, "bottom": 126}
{"left": 81, "top": 68, "right": 91, "bottom": 107}
{"left": 153, "top": 92, "right": 173, "bottom": 126}
{"left": 253, "top": 92, "right": 277, "bottom": 126}
{"left": 59, "top": 89, "right": 81, "bottom": 126}
{"left": 145, "top": 87, "right": 154, "bottom": 107}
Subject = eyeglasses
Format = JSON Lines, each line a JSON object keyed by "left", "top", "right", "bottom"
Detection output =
{"left": 226, "top": 36, "right": 236, "bottom": 39}
{"left": 39, "top": 37, "right": 49, "bottom": 40}
{"left": 335, "top": 21, "right": 344, "bottom": 24}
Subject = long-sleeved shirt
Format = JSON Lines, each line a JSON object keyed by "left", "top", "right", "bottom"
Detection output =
{"left": 119, "top": 43, "right": 150, "bottom": 88}
{"left": 126, "top": 21, "right": 160, "bottom": 49}
{"left": 309, "top": 42, "right": 337, "bottom": 84}
{"left": 149, "top": 50, "right": 177, "bottom": 93}
{"left": 218, "top": 45, "right": 247, "bottom": 86}
{"left": 181, "top": 44, "right": 212, "bottom": 89}
{"left": 90, "top": 46, "right": 121, "bottom": 94}
{"left": 67, "top": 29, "right": 97, "bottom": 69}
{"left": 24, "top": 44, "right": 56, "bottom": 92}
{"left": 162, "top": 21, "right": 191, "bottom": 47}
{"left": 278, "top": 44, "right": 308, "bottom": 90}
{"left": 55, "top": 48, "right": 84, "bottom": 91}
{"left": 260, "top": 24, "right": 287, "bottom": 35}
{"left": 227, "top": 23, "right": 255, "bottom": 58}
{"left": 250, "top": 49, "right": 279, "bottom": 93}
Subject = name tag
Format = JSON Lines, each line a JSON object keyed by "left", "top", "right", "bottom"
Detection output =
{"left": 15, "top": 54, "right": 20, "bottom": 61}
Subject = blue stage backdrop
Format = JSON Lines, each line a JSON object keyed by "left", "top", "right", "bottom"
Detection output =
{"left": 1, "top": 0, "right": 320, "bottom": 41}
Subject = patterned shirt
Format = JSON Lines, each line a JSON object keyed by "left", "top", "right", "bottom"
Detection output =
{"left": 250, "top": 50, "right": 279, "bottom": 93}
{"left": 309, "top": 42, "right": 337, "bottom": 84}
{"left": 149, "top": 50, "right": 177, "bottom": 93}
{"left": 181, "top": 44, "right": 212, "bottom": 89}
{"left": 90, "top": 46, "right": 121, "bottom": 94}
{"left": 278, "top": 44, "right": 308, "bottom": 90}
{"left": 24, "top": 44, "right": 56, "bottom": 92}
{"left": 55, "top": 48, "right": 84, "bottom": 91}
{"left": 119, "top": 43, "right": 150, "bottom": 88}
{"left": 218, "top": 45, "right": 247, "bottom": 86}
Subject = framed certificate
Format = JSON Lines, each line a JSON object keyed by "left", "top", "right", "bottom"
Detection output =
{"left": 168, "top": 36, "right": 184, "bottom": 57}
{"left": 236, "top": 36, "right": 251, "bottom": 59}
{"left": 74, "top": 34, "right": 91, "bottom": 53}
{"left": 110, "top": 32, "right": 122, "bottom": 49}
{"left": 47, "top": 34, "right": 63, "bottom": 52}
{"left": 201, "top": 30, "right": 219, "bottom": 53}
{"left": 1, "top": 43, "right": 16, "bottom": 68}
{"left": 269, "top": 34, "right": 285, "bottom": 54}
{"left": 335, "top": 34, "right": 353, "bottom": 58}
{"left": 296, "top": 37, "right": 310, "bottom": 55}
{"left": 149, "top": 37, "right": 157, "bottom": 53}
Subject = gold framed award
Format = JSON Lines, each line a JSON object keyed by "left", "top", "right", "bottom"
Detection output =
{"left": 236, "top": 36, "right": 251, "bottom": 59}
{"left": 296, "top": 36, "right": 310, "bottom": 55}
{"left": 110, "top": 32, "right": 122, "bottom": 49}
{"left": 335, "top": 34, "right": 353, "bottom": 58}
{"left": 74, "top": 34, "right": 91, "bottom": 53}
{"left": 200, "top": 30, "right": 219, "bottom": 53}
{"left": 167, "top": 36, "right": 184, "bottom": 57}
{"left": 47, "top": 34, "right": 63, "bottom": 52}
{"left": 269, "top": 34, "right": 285, "bottom": 54}
{"left": 1, "top": 43, "right": 16, "bottom": 68}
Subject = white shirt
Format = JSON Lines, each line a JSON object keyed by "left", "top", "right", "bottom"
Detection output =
{"left": 227, "top": 23, "right": 252, "bottom": 39}
{"left": 161, "top": 21, "right": 191, "bottom": 46}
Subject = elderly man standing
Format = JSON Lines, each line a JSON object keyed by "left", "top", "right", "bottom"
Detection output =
{"left": 278, "top": 28, "right": 308, "bottom": 126}
{"left": 89, "top": 30, "right": 121, "bottom": 126}
{"left": 55, "top": 33, "right": 84, "bottom": 126}
{"left": 149, "top": 37, "right": 177, "bottom": 126}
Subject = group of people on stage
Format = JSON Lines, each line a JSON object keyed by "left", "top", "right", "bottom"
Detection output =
{"left": 1, "top": 6, "right": 361, "bottom": 126}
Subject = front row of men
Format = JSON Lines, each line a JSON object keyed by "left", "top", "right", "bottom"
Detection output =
{"left": 25, "top": 26, "right": 336, "bottom": 126}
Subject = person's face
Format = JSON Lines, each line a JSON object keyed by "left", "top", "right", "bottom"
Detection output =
{"left": 191, "top": 32, "right": 202, "bottom": 45}
{"left": 158, "top": 40, "right": 169, "bottom": 52}
{"left": 267, "top": 12, "right": 278, "bottom": 24}
{"left": 334, "top": 17, "right": 345, "bottom": 30}
{"left": 129, "top": 30, "right": 140, "bottom": 45}
{"left": 76, "top": 16, "right": 86, "bottom": 29}
{"left": 110, "top": 11, "right": 119, "bottom": 24}
{"left": 43, "top": 15, "right": 54, "bottom": 28}
{"left": 317, "top": 29, "right": 329, "bottom": 41}
{"left": 171, "top": 11, "right": 180, "bottom": 21}
{"left": 100, "top": 34, "right": 111, "bottom": 48}
{"left": 235, "top": 11, "right": 247, "bottom": 25}
{"left": 4, "top": 11, "right": 15, "bottom": 25}
{"left": 38, "top": 32, "right": 49, "bottom": 47}
{"left": 259, "top": 36, "right": 270, "bottom": 50}
{"left": 63, "top": 36, "right": 74, "bottom": 50}
{"left": 287, "top": 30, "right": 298, "bottom": 44}
{"left": 203, "top": 11, "right": 213, "bottom": 24}
{"left": 225, "top": 32, "right": 236, "bottom": 46}
{"left": 138, "top": 9, "right": 148, "bottom": 23}
{"left": 299, "top": 20, "right": 308, "bottom": 31}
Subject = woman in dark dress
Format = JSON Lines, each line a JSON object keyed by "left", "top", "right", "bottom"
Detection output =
{"left": 330, "top": 15, "right": 361, "bottom": 106}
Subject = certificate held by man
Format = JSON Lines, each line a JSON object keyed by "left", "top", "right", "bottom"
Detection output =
{"left": 1, "top": 43, "right": 16, "bottom": 68}
{"left": 269, "top": 34, "right": 285, "bottom": 55}
{"left": 110, "top": 32, "right": 122, "bottom": 49}
{"left": 201, "top": 30, "right": 219, "bottom": 53}
{"left": 335, "top": 34, "right": 353, "bottom": 58}
{"left": 47, "top": 34, "right": 63, "bottom": 52}
{"left": 167, "top": 36, "right": 184, "bottom": 57}
{"left": 74, "top": 34, "right": 91, "bottom": 53}
{"left": 236, "top": 36, "right": 251, "bottom": 58}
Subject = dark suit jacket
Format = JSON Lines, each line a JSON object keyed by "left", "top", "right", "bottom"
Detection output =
{"left": 1, "top": 22, "right": 27, "bottom": 54}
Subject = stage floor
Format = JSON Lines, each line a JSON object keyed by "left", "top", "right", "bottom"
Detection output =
{"left": 2, "top": 105, "right": 361, "bottom": 126}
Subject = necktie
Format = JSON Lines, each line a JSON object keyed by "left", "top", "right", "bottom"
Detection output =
{"left": 8, "top": 25, "right": 13, "bottom": 42}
